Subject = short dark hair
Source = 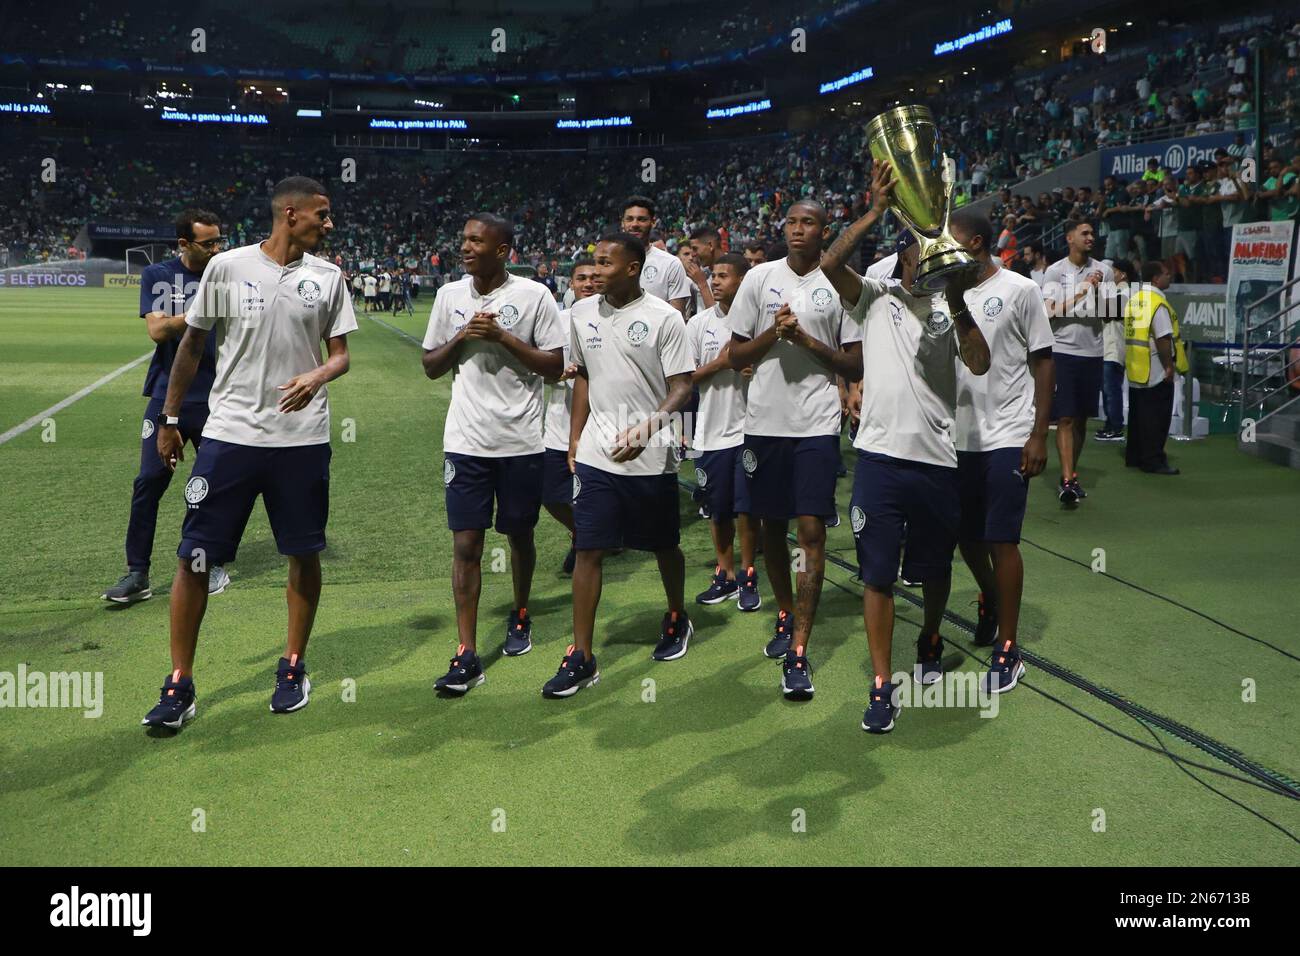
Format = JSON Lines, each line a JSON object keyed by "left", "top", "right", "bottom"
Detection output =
{"left": 713, "top": 252, "right": 749, "bottom": 275}
{"left": 572, "top": 255, "right": 596, "bottom": 270}
{"left": 621, "top": 195, "right": 656, "bottom": 218}
{"left": 270, "top": 176, "right": 328, "bottom": 219}
{"left": 689, "top": 224, "right": 720, "bottom": 243}
{"left": 950, "top": 209, "right": 993, "bottom": 249}
{"left": 175, "top": 208, "right": 220, "bottom": 242}
{"left": 467, "top": 211, "right": 514, "bottom": 248}
{"left": 742, "top": 240, "right": 766, "bottom": 254}
{"left": 1111, "top": 258, "right": 1137, "bottom": 282}
{"left": 1065, "top": 218, "right": 1090, "bottom": 236}
{"left": 1141, "top": 261, "right": 1166, "bottom": 282}
{"left": 596, "top": 232, "right": 646, "bottom": 265}
{"left": 787, "top": 199, "right": 827, "bottom": 225}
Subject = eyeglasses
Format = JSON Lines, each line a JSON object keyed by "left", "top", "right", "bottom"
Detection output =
{"left": 185, "top": 237, "right": 226, "bottom": 250}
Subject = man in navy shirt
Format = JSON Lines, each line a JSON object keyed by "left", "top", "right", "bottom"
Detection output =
{"left": 102, "top": 209, "right": 229, "bottom": 604}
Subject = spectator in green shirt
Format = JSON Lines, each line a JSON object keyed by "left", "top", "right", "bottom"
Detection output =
{"left": 1176, "top": 166, "right": 1208, "bottom": 282}
{"left": 1141, "top": 158, "right": 1166, "bottom": 183}
{"left": 1260, "top": 158, "right": 1300, "bottom": 221}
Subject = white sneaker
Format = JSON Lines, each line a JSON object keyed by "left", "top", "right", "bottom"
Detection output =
{"left": 208, "top": 566, "right": 231, "bottom": 596}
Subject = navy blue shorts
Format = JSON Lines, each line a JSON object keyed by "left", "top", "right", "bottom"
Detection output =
{"left": 1051, "top": 352, "right": 1102, "bottom": 420}
{"left": 138, "top": 396, "right": 209, "bottom": 480}
{"left": 695, "top": 446, "right": 750, "bottom": 521}
{"left": 850, "top": 451, "right": 959, "bottom": 588}
{"left": 542, "top": 448, "right": 574, "bottom": 507}
{"left": 444, "top": 452, "right": 543, "bottom": 535}
{"left": 178, "top": 438, "right": 331, "bottom": 566}
{"left": 957, "top": 448, "right": 1031, "bottom": 544}
{"left": 573, "top": 462, "right": 680, "bottom": 552}
{"left": 742, "top": 434, "right": 839, "bottom": 521}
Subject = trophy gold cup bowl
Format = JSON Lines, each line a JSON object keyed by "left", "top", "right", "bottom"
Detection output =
{"left": 866, "top": 105, "right": 973, "bottom": 294}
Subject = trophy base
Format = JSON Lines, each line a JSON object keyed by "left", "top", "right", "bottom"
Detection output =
{"left": 913, "top": 239, "right": 976, "bottom": 296}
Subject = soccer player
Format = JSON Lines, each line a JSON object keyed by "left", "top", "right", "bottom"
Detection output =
{"left": 619, "top": 196, "right": 690, "bottom": 314}
{"left": 543, "top": 256, "right": 599, "bottom": 576}
{"left": 947, "top": 210, "right": 1055, "bottom": 692}
{"left": 141, "top": 176, "right": 357, "bottom": 729}
{"left": 742, "top": 241, "right": 767, "bottom": 268}
{"left": 690, "top": 253, "right": 760, "bottom": 611}
{"left": 728, "top": 196, "right": 866, "bottom": 701}
{"left": 545, "top": 233, "right": 695, "bottom": 697}
{"left": 822, "top": 176, "right": 991, "bottom": 734}
{"left": 1042, "top": 220, "right": 1115, "bottom": 504}
{"left": 102, "top": 209, "right": 231, "bottom": 605}
{"left": 378, "top": 268, "right": 392, "bottom": 312}
{"left": 422, "top": 213, "right": 565, "bottom": 693}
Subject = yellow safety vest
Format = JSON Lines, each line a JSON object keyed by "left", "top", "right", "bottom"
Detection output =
{"left": 1123, "top": 287, "right": 1188, "bottom": 383}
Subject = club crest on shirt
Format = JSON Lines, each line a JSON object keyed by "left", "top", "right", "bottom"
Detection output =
{"left": 498, "top": 303, "right": 520, "bottom": 328}
{"left": 850, "top": 505, "right": 867, "bottom": 534}
{"left": 572, "top": 474, "right": 582, "bottom": 501}
{"left": 627, "top": 320, "right": 650, "bottom": 345}
{"left": 141, "top": 419, "right": 155, "bottom": 440}
{"left": 812, "top": 287, "right": 832, "bottom": 308}
{"left": 924, "top": 311, "right": 953, "bottom": 336}
{"left": 695, "top": 467, "right": 708, "bottom": 488}
{"left": 443, "top": 459, "right": 456, "bottom": 486}
{"left": 184, "top": 476, "right": 209, "bottom": 505}
{"left": 642, "top": 265, "right": 660, "bottom": 282}
{"left": 982, "top": 296, "right": 1003, "bottom": 317}
{"left": 297, "top": 278, "right": 322, "bottom": 303}
{"left": 742, "top": 448, "right": 758, "bottom": 475}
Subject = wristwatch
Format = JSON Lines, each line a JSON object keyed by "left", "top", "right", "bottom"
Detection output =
{"left": 157, "top": 413, "right": 180, "bottom": 427}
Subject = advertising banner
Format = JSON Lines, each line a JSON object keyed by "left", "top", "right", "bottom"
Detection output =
{"left": 1226, "top": 220, "right": 1298, "bottom": 341}
{"left": 1100, "top": 130, "right": 1256, "bottom": 179}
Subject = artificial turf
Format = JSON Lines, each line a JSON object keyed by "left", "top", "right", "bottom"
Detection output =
{"left": 1, "top": 287, "right": 1297, "bottom": 865}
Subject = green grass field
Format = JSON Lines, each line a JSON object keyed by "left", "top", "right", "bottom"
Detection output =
{"left": 1, "top": 286, "right": 1297, "bottom": 865}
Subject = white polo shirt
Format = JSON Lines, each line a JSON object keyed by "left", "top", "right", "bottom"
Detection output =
{"left": 422, "top": 273, "right": 566, "bottom": 457}
{"left": 186, "top": 242, "right": 358, "bottom": 448}
{"left": 570, "top": 291, "right": 695, "bottom": 476}
{"left": 728, "top": 257, "right": 861, "bottom": 438}
{"left": 640, "top": 245, "right": 691, "bottom": 306}
{"left": 845, "top": 273, "right": 960, "bottom": 467}
{"left": 543, "top": 308, "right": 575, "bottom": 453}
{"left": 688, "top": 303, "right": 745, "bottom": 452}
{"left": 1042, "top": 255, "right": 1115, "bottom": 358}
{"left": 954, "top": 265, "right": 1055, "bottom": 452}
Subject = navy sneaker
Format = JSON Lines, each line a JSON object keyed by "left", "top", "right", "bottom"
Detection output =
{"left": 985, "top": 639, "right": 1026, "bottom": 694}
{"left": 141, "top": 672, "right": 195, "bottom": 729}
{"left": 1057, "top": 477, "right": 1079, "bottom": 505}
{"left": 914, "top": 631, "right": 943, "bottom": 685}
{"left": 826, "top": 511, "right": 841, "bottom": 528}
{"left": 434, "top": 645, "right": 485, "bottom": 694}
{"left": 103, "top": 570, "right": 151, "bottom": 604}
{"left": 781, "top": 645, "right": 815, "bottom": 701}
{"left": 270, "top": 655, "right": 311, "bottom": 713}
{"left": 561, "top": 546, "right": 576, "bottom": 576}
{"left": 861, "top": 681, "right": 899, "bottom": 734}
{"left": 1068, "top": 475, "right": 1087, "bottom": 499}
{"left": 503, "top": 607, "right": 533, "bottom": 656}
{"left": 652, "top": 610, "right": 693, "bottom": 661}
{"left": 695, "top": 567, "right": 739, "bottom": 605}
{"left": 973, "top": 592, "right": 999, "bottom": 646}
{"left": 764, "top": 609, "right": 794, "bottom": 659}
{"left": 738, "top": 566, "right": 761, "bottom": 612}
{"left": 542, "top": 645, "right": 600, "bottom": 698}
{"left": 1093, "top": 429, "right": 1124, "bottom": 443}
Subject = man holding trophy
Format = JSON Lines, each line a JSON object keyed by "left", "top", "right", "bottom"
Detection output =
{"left": 821, "top": 105, "right": 994, "bottom": 735}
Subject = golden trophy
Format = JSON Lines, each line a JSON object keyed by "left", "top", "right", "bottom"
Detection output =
{"left": 866, "top": 104, "right": 973, "bottom": 294}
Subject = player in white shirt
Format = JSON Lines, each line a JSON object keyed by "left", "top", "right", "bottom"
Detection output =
{"left": 1041, "top": 221, "right": 1117, "bottom": 504}
{"left": 543, "top": 233, "right": 695, "bottom": 698}
{"left": 620, "top": 196, "right": 691, "bottom": 314}
{"left": 728, "top": 197, "right": 865, "bottom": 702}
{"left": 362, "top": 273, "right": 378, "bottom": 311}
{"left": 688, "top": 253, "right": 761, "bottom": 611}
{"left": 421, "top": 213, "right": 566, "bottom": 693}
{"left": 378, "top": 270, "right": 392, "bottom": 311}
{"left": 822, "top": 164, "right": 992, "bottom": 734}
{"left": 142, "top": 176, "right": 358, "bottom": 728}
{"left": 542, "top": 256, "right": 599, "bottom": 576}
{"left": 947, "top": 210, "right": 1056, "bottom": 694}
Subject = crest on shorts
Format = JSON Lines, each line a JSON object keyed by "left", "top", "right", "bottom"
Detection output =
{"left": 642, "top": 265, "right": 660, "bottom": 282}
{"left": 742, "top": 448, "right": 758, "bottom": 475}
{"left": 297, "top": 279, "right": 321, "bottom": 302}
{"left": 498, "top": 303, "right": 520, "bottom": 328}
{"left": 695, "top": 467, "right": 708, "bottom": 488}
{"left": 141, "top": 419, "right": 155, "bottom": 440}
{"left": 443, "top": 459, "right": 456, "bottom": 486}
{"left": 627, "top": 320, "right": 650, "bottom": 344}
{"left": 850, "top": 505, "right": 867, "bottom": 534}
{"left": 925, "top": 311, "right": 953, "bottom": 336}
{"left": 572, "top": 474, "right": 581, "bottom": 501}
{"left": 184, "top": 476, "right": 209, "bottom": 505}
{"left": 812, "top": 287, "right": 832, "bottom": 308}
{"left": 982, "top": 296, "right": 1003, "bottom": 317}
